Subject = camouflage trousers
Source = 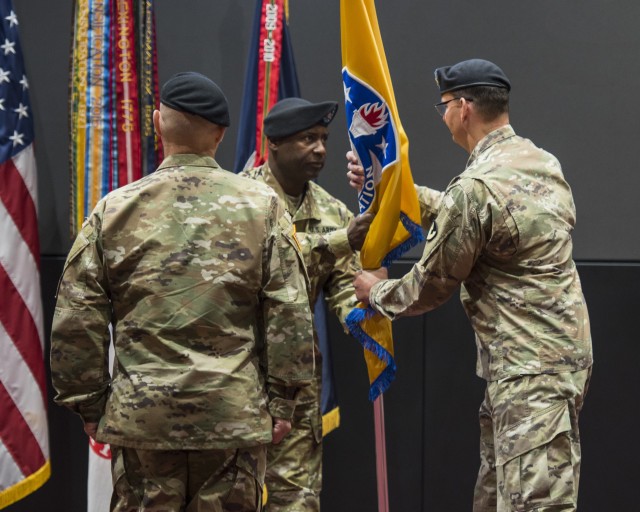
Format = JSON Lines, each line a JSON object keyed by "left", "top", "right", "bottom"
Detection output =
{"left": 265, "top": 377, "right": 322, "bottom": 512}
{"left": 110, "top": 444, "right": 266, "bottom": 512}
{"left": 473, "top": 368, "right": 591, "bottom": 512}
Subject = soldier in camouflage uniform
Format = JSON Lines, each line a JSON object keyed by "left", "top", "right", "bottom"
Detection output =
{"left": 242, "top": 98, "right": 373, "bottom": 512}
{"left": 50, "top": 72, "right": 315, "bottom": 512}
{"left": 352, "top": 60, "right": 593, "bottom": 511}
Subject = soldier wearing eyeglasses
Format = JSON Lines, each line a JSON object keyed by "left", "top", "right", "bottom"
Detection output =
{"left": 351, "top": 59, "right": 593, "bottom": 512}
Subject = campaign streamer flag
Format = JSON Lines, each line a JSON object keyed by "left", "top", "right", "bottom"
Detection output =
{"left": 69, "top": 0, "right": 162, "bottom": 236}
{"left": 69, "top": 1, "right": 161, "bottom": 510}
{"left": 341, "top": 0, "right": 423, "bottom": 400}
{"left": 234, "top": 0, "right": 341, "bottom": 436}
{"left": 0, "top": 1, "right": 51, "bottom": 507}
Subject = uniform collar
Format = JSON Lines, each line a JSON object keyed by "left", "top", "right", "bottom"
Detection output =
{"left": 157, "top": 153, "right": 220, "bottom": 171}
{"left": 466, "top": 124, "right": 515, "bottom": 169}
{"left": 259, "top": 163, "right": 321, "bottom": 222}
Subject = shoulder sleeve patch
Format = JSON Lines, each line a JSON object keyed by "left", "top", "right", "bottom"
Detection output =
{"left": 426, "top": 221, "right": 438, "bottom": 242}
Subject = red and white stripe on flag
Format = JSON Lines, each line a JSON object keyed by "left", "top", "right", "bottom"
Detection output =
{"left": 87, "top": 340, "right": 114, "bottom": 512}
{"left": 87, "top": 438, "right": 112, "bottom": 512}
{"left": 0, "top": 0, "right": 51, "bottom": 507}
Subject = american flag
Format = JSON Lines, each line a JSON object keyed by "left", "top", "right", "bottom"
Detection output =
{"left": 0, "top": 0, "right": 50, "bottom": 507}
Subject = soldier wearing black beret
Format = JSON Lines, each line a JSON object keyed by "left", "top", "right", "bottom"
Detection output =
{"left": 434, "top": 58, "right": 511, "bottom": 94}
{"left": 351, "top": 58, "right": 592, "bottom": 511}
{"left": 431, "top": 59, "right": 512, "bottom": 147}
{"left": 242, "top": 98, "right": 374, "bottom": 511}
{"left": 52, "top": 70, "right": 316, "bottom": 511}
{"left": 160, "top": 71, "right": 230, "bottom": 127}
{"left": 153, "top": 71, "right": 231, "bottom": 159}
{"left": 263, "top": 97, "right": 337, "bottom": 139}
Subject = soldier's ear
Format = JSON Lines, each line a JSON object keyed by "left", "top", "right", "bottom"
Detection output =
{"left": 267, "top": 138, "right": 280, "bottom": 153}
{"left": 214, "top": 126, "right": 226, "bottom": 145}
{"left": 153, "top": 110, "right": 162, "bottom": 137}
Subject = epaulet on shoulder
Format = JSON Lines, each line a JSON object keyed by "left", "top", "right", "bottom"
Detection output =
{"left": 244, "top": 176, "right": 278, "bottom": 198}
{"left": 455, "top": 174, "right": 486, "bottom": 190}
{"left": 449, "top": 177, "right": 489, "bottom": 211}
{"left": 308, "top": 180, "right": 350, "bottom": 210}
{"left": 239, "top": 166, "right": 263, "bottom": 180}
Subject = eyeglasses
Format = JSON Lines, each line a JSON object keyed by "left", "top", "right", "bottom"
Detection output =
{"left": 433, "top": 97, "right": 473, "bottom": 117}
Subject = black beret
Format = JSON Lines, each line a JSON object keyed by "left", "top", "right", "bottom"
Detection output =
{"left": 160, "top": 71, "right": 230, "bottom": 127}
{"left": 263, "top": 98, "right": 338, "bottom": 139}
{"left": 434, "top": 59, "right": 511, "bottom": 94}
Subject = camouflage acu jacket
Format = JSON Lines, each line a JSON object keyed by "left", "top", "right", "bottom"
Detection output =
{"left": 370, "top": 125, "right": 593, "bottom": 381}
{"left": 241, "top": 164, "right": 360, "bottom": 327}
{"left": 51, "top": 154, "right": 314, "bottom": 450}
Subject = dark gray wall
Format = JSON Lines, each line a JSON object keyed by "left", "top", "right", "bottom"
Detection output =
{"left": 7, "top": 0, "right": 640, "bottom": 510}
{"left": 19, "top": 0, "right": 640, "bottom": 260}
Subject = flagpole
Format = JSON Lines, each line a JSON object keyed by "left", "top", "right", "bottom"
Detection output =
{"left": 340, "top": 2, "right": 423, "bottom": 510}
{"left": 374, "top": 395, "right": 390, "bottom": 512}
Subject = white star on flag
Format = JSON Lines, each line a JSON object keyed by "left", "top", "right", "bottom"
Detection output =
{"left": 14, "top": 102, "right": 28, "bottom": 118}
{"left": 376, "top": 136, "right": 389, "bottom": 158}
{"left": 0, "top": 66, "right": 10, "bottom": 83}
{"left": 9, "top": 129, "right": 24, "bottom": 146}
{"left": 343, "top": 83, "right": 352, "bottom": 104}
{"left": 20, "top": 74, "right": 28, "bottom": 89}
{"left": 5, "top": 9, "right": 18, "bottom": 27}
{"left": 0, "top": 97, "right": 5, "bottom": 110}
{"left": 1, "top": 38, "right": 16, "bottom": 55}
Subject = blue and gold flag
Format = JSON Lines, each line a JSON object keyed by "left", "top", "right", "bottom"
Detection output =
{"left": 341, "top": 0, "right": 424, "bottom": 400}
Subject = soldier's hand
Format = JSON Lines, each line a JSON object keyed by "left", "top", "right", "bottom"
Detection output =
{"left": 84, "top": 421, "right": 98, "bottom": 440}
{"left": 346, "top": 150, "right": 365, "bottom": 192}
{"left": 347, "top": 212, "right": 375, "bottom": 251}
{"left": 353, "top": 267, "right": 388, "bottom": 304}
{"left": 271, "top": 417, "right": 292, "bottom": 445}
